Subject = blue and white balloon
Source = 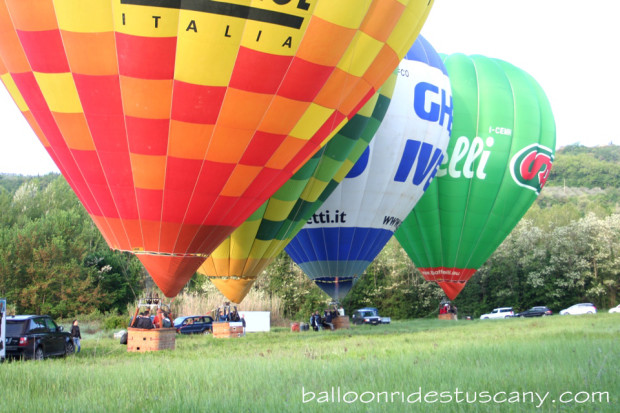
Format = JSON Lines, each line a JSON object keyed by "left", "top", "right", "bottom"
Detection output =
{"left": 285, "top": 36, "right": 453, "bottom": 300}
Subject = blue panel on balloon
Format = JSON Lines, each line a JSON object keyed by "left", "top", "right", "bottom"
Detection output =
{"left": 405, "top": 35, "right": 447, "bottom": 75}
{"left": 286, "top": 227, "right": 392, "bottom": 265}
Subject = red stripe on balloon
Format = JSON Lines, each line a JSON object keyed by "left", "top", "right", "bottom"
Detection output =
{"left": 417, "top": 267, "right": 477, "bottom": 283}
{"left": 171, "top": 80, "right": 226, "bottom": 124}
{"left": 239, "top": 131, "right": 288, "bottom": 166}
{"left": 229, "top": 47, "right": 293, "bottom": 94}
{"left": 126, "top": 117, "right": 170, "bottom": 156}
{"left": 278, "top": 57, "right": 334, "bottom": 102}
{"left": 16, "top": 29, "right": 69, "bottom": 73}
{"left": 116, "top": 33, "right": 176, "bottom": 79}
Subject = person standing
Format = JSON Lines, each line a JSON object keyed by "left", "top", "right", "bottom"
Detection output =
{"left": 322, "top": 310, "right": 334, "bottom": 330}
{"left": 70, "top": 319, "right": 81, "bottom": 353}
{"left": 311, "top": 311, "right": 322, "bottom": 331}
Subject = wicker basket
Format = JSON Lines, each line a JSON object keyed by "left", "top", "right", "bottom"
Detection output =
{"left": 127, "top": 327, "right": 176, "bottom": 352}
{"left": 333, "top": 316, "right": 350, "bottom": 330}
{"left": 212, "top": 322, "right": 244, "bottom": 338}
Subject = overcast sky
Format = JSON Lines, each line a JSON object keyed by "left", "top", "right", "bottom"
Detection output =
{"left": 0, "top": 0, "right": 616, "bottom": 175}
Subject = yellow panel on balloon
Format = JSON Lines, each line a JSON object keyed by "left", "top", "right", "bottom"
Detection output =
{"left": 229, "top": 220, "right": 263, "bottom": 260}
{"left": 33, "top": 72, "right": 83, "bottom": 113}
{"left": 54, "top": 0, "right": 114, "bottom": 33}
{"left": 299, "top": 177, "right": 329, "bottom": 203}
{"left": 289, "top": 103, "right": 334, "bottom": 141}
{"left": 263, "top": 198, "right": 296, "bottom": 222}
{"left": 387, "top": 1, "right": 432, "bottom": 58}
{"left": 313, "top": 0, "right": 369, "bottom": 29}
{"left": 0, "top": 73, "right": 28, "bottom": 111}
{"left": 337, "top": 31, "right": 383, "bottom": 77}
{"left": 248, "top": 239, "right": 272, "bottom": 260}
{"left": 113, "top": 1, "right": 180, "bottom": 37}
{"left": 174, "top": 10, "right": 243, "bottom": 86}
{"left": 210, "top": 237, "right": 231, "bottom": 261}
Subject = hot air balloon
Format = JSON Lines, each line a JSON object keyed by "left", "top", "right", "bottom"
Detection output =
{"left": 0, "top": 0, "right": 434, "bottom": 296}
{"left": 285, "top": 36, "right": 452, "bottom": 300}
{"left": 394, "top": 53, "right": 556, "bottom": 300}
{"left": 199, "top": 73, "right": 396, "bottom": 303}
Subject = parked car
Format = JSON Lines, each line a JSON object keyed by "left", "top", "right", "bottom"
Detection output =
{"left": 559, "top": 303, "right": 597, "bottom": 315}
{"left": 514, "top": 306, "right": 552, "bottom": 317}
{"left": 351, "top": 309, "right": 381, "bottom": 325}
{"left": 351, "top": 308, "right": 391, "bottom": 325}
{"left": 173, "top": 315, "right": 214, "bottom": 334}
{"left": 359, "top": 307, "right": 391, "bottom": 324}
{"left": 609, "top": 305, "right": 620, "bottom": 314}
{"left": 480, "top": 307, "right": 514, "bottom": 319}
{"left": 4, "top": 315, "right": 74, "bottom": 360}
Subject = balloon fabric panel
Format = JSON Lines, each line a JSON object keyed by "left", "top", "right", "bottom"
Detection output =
{"left": 0, "top": 0, "right": 434, "bottom": 296}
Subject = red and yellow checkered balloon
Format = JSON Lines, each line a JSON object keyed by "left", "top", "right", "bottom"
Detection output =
{"left": 0, "top": 0, "right": 433, "bottom": 296}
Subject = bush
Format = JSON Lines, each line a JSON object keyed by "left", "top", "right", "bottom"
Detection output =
{"left": 80, "top": 309, "right": 107, "bottom": 323}
{"left": 103, "top": 315, "right": 128, "bottom": 330}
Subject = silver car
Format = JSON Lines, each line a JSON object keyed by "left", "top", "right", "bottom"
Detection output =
{"left": 480, "top": 307, "right": 514, "bottom": 319}
{"left": 559, "top": 303, "right": 597, "bottom": 315}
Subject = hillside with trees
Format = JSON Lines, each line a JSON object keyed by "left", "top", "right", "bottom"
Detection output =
{"left": 547, "top": 144, "right": 620, "bottom": 189}
{"left": 0, "top": 144, "right": 618, "bottom": 319}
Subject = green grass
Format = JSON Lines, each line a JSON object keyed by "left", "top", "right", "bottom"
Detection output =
{"left": 1, "top": 315, "right": 618, "bottom": 412}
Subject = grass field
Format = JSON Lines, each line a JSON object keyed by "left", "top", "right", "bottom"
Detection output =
{"left": 1, "top": 314, "right": 618, "bottom": 412}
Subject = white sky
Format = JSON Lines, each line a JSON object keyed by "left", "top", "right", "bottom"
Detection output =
{"left": 0, "top": 0, "right": 617, "bottom": 175}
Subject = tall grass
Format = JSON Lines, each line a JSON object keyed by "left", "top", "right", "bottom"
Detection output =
{"left": 2, "top": 315, "right": 617, "bottom": 412}
{"left": 123, "top": 288, "right": 286, "bottom": 326}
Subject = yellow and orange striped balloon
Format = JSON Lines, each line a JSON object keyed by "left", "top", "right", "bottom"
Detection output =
{"left": 0, "top": 0, "right": 433, "bottom": 296}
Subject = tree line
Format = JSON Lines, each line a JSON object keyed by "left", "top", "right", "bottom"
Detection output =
{"left": 0, "top": 176, "right": 145, "bottom": 318}
{"left": 0, "top": 144, "right": 618, "bottom": 319}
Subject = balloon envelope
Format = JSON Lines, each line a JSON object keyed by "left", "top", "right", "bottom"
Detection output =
{"left": 394, "top": 53, "right": 556, "bottom": 300}
{"left": 286, "top": 36, "right": 452, "bottom": 300}
{"left": 0, "top": 0, "right": 434, "bottom": 296}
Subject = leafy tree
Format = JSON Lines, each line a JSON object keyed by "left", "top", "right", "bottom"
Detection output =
{"left": 0, "top": 174, "right": 145, "bottom": 317}
{"left": 83, "top": 249, "right": 145, "bottom": 314}
{"left": 548, "top": 145, "right": 620, "bottom": 189}
{"left": 258, "top": 251, "right": 326, "bottom": 319}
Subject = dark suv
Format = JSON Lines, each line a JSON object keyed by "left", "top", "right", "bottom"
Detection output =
{"left": 4, "top": 315, "right": 74, "bottom": 360}
{"left": 351, "top": 309, "right": 381, "bottom": 325}
{"left": 351, "top": 307, "right": 391, "bottom": 325}
{"left": 173, "top": 315, "right": 214, "bottom": 334}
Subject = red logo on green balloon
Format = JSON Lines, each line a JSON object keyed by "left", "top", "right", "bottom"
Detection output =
{"left": 510, "top": 143, "right": 554, "bottom": 194}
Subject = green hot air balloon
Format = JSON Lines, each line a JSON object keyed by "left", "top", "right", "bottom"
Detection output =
{"left": 394, "top": 54, "right": 555, "bottom": 300}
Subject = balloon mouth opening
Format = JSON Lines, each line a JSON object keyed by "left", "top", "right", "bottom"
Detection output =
{"left": 210, "top": 277, "right": 257, "bottom": 304}
{"left": 314, "top": 277, "right": 356, "bottom": 284}
{"left": 437, "top": 281, "right": 467, "bottom": 301}
{"left": 136, "top": 254, "right": 207, "bottom": 298}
